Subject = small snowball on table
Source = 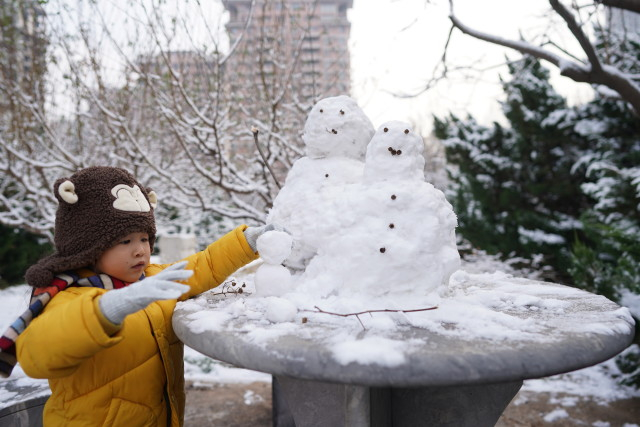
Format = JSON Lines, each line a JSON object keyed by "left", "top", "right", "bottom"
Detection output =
{"left": 265, "top": 297, "right": 298, "bottom": 323}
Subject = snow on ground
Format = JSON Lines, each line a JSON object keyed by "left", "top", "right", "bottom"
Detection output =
{"left": 1, "top": 251, "right": 638, "bottom": 412}
{"left": 517, "top": 344, "right": 640, "bottom": 403}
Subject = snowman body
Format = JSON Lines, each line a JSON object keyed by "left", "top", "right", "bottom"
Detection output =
{"left": 267, "top": 95, "right": 374, "bottom": 270}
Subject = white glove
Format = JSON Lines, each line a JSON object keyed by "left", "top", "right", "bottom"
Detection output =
{"left": 243, "top": 224, "right": 288, "bottom": 252}
{"left": 99, "top": 261, "right": 193, "bottom": 325}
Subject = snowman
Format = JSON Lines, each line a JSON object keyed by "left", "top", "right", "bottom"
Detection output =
{"left": 253, "top": 230, "right": 299, "bottom": 323}
{"left": 298, "top": 121, "right": 460, "bottom": 304}
{"left": 253, "top": 230, "right": 294, "bottom": 297}
{"left": 267, "top": 95, "right": 375, "bottom": 270}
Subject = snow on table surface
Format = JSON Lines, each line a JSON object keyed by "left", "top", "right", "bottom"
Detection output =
{"left": 173, "top": 268, "right": 634, "bottom": 386}
{"left": 177, "top": 268, "right": 633, "bottom": 344}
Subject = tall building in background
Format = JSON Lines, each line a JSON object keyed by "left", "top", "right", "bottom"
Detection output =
{"left": 222, "top": 0, "right": 353, "bottom": 100}
{"left": 136, "top": 50, "right": 219, "bottom": 93}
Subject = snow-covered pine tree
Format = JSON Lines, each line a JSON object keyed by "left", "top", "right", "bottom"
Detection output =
{"left": 0, "top": 224, "right": 52, "bottom": 288}
{"left": 434, "top": 56, "right": 591, "bottom": 280}
{"left": 568, "top": 97, "right": 640, "bottom": 302}
{"left": 436, "top": 54, "right": 640, "bottom": 388}
{"left": 568, "top": 25, "right": 640, "bottom": 387}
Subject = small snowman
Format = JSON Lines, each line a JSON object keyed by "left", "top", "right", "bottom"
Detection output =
{"left": 253, "top": 230, "right": 294, "bottom": 297}
{"left": 267, "top": 95, "right": 375, "bottom": 270}
{"left": 254, "top": 230, "right": 298, "bottom": 323}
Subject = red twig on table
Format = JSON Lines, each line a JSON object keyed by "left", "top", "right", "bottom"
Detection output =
{"left": 210, "top": 280, "right": 249, "bottom": 297}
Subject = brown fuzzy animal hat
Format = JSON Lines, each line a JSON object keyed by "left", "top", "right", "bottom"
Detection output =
{"left": 25, "top": 166, "right": 158, "bottom": 287}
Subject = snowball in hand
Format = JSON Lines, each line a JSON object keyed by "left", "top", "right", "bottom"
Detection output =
{"left": 257, "top": 230, "right": 293, "bottom": 264}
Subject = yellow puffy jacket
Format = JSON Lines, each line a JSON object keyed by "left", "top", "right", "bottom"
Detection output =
{"left": 16, "top": 226, "right": 258, "bottom": 426}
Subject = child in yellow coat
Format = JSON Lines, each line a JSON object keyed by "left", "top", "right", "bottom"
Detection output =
{"left": 0, "top": 166, "right": 275, "bottom": 426}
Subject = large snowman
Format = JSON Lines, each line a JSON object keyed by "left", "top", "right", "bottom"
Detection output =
{"left": 296, "top": 121, "right": 460, "bottom": 304}
{"left": 267, "top": 95, "right": 375, "bottom": 270}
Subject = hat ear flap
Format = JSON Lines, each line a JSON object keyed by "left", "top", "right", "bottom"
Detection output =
{"left": 56, "top": 180, "right": 78, "bottom": 204}
{"left": 148, "top": 190, "right": 158, "bottom": 209}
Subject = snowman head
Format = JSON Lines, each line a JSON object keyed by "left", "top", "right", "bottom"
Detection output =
{"left": 302, "top": 95, "right": 374, "bottom": 160}
{"left": 364, "top": 121, "right": 426, "bottom": 182}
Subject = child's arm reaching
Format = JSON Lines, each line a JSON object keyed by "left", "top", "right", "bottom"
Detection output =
{"left": 147, "top": 225, "right": 282, "bottom": 298}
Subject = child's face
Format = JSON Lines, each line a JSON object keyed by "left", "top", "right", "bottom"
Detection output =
{"left": 95, "top": 232, "right": 151, "bottom": 283}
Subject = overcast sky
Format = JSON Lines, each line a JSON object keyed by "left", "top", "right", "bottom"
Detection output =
{"left": 348, "top": 0, "right": 594, "bottom": 130}
{"left": 49, "top": 0, "right": 595, "bottom": 131}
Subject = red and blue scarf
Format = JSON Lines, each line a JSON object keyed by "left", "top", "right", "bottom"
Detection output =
{"left": 0, "top": 272, "right": 129, "bottom": 378}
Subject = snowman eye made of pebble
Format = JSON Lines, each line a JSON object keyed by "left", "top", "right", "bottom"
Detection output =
{"left": 331, "top": 129, "right": 338, "bottom": 134}
{"left": 404, "top": 129, "right": 409, "bottom": 134}
{"left": 320, "top": 109, "right": 324, "bottom": 113}
{"left": 384, "top": 127, "right": 389, "bottom": 132}
{"left": 340, "top": 109, "right": 345, "bottom": 115}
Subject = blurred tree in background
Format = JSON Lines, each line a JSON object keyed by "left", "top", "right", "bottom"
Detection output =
{"left": 0, "top": 224, "right": 52, "bottom": 288}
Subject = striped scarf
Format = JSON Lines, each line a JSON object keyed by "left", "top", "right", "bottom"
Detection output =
{"left": 0, "top": 271, "right": 130, "bottom": 378}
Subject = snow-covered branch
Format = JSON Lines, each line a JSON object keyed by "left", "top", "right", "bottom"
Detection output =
{"left": 448, "top": 0, "right": 640, "bottom": 116}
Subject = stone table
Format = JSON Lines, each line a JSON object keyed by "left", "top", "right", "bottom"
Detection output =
{"left": 173, "top": 274, "right": 635, "bottom": 427}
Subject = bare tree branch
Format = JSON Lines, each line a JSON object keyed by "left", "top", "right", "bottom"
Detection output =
{"left": 550, "top": 0, "right": 603, "bottom": 73}
{"left": 448, "top": 0, "right": 640, "bottom": 116}
{"left": 0, "top": 0, "right": 335, "bottom": 239}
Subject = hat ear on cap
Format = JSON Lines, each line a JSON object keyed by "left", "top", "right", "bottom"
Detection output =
{"left": 148, "top": 190, "right": 158, "bottom": 209}
{"left": 57, "top": 180, "right": 78, "bottom": 204}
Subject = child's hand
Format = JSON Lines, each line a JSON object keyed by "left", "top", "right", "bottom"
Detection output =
{"left": 243, "top": 224, "right": 289, "bottom": 252}
{"left": 98, "top": 261, "right": 193, "bottom": 324}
